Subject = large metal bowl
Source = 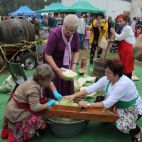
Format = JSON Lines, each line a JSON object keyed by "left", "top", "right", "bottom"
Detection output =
{"left": 47, "top": 117, "right": 89, "bottom": 138}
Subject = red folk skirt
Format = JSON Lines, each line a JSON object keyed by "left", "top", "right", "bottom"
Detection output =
{"left": 1, "top": 94, "right": 48, "bottom": 142}
{"left": 117, "top": 40, "right": 134, "bottom": 74}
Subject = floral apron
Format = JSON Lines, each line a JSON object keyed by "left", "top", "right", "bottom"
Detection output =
{"left": 106, "top": 81, "right": 139, "bottom": 134}
{"left": 1, "top": 93, "right": 48, "bottom": 142}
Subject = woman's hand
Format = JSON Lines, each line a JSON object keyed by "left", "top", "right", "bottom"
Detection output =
{"left": 110, "top": 28, "right": 116, "bottom": 34}
{"left": 47, "top": 99, "right": 56, "bottom": 108}
{"left": 63, "top": 90, "right": 87, "bottom": 101}
{"left": 63, "top": 95, "right": 76, "bottom": 101}
{"left": 55, "top": 68, "right": 64, "bottom": 79}
{"left": 79, "top": 101, "right": 90, "bottom": 108}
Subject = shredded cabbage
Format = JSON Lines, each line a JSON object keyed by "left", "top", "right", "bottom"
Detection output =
{"left": 56, "top": 99, "right": 78, "bottom": 106}
{"left": 85, "top": 76, "right": 96, "bottom": 83}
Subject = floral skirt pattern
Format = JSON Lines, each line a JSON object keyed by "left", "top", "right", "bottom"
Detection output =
{"left": 116, "top": 105, "right": 139, "bottom": 134}
{"left": 1, "top": 114, "right": 47, "bottom": 142}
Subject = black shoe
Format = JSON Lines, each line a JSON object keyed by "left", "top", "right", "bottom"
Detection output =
{"left": 97, "top": 55, "right": 101, "bottom": 58}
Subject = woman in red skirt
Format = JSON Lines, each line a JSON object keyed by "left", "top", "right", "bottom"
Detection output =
{"left": 111, "top": 14, "right": 135, "bottom": 79}
{"left": 1, "top": 64, "right": 62, "bottom": 142}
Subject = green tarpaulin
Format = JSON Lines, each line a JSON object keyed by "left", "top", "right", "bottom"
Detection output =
{"left": 61, "top": 0, "right": 105, "bottom": 14}
{"left": 36, "top": 2, "right": 65, "bottom": 13}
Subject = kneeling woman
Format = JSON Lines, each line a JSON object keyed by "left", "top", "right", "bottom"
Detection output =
{"left": 64, "top": 60, "right": 142, "bottom": 142}
{"left": 1, "top": 64, "right": 62, "bottom": 142}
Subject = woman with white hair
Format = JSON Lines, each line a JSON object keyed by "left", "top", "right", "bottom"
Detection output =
{"left": 43, "top": 14, "right": 79, "bottom": 96}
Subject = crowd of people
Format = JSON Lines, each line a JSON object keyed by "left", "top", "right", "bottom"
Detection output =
{"left": 1, "top": 10, "right": 142, "bottom": 142}
{"left": 1, "top": 11, "right": 142, "bottom": 44}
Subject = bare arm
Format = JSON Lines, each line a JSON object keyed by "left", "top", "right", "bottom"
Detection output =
{"left": 49, "top": 82, "right": 56, "bottom": 92}
{"left": 74, "top": 89, "right": 87, "bottom": 97}
{"left": 63, "top": 89, "right": 87, "bottom": 100}
{"left": 45, "top": 55, "right": 58, "bottom": 72}
{"left": 45, "top": 55, "right": 63, "bottom": 78}
{"left": 63, "top": 77, "right": 107, "bottom": 100}
{"left": 90, "top": 102, "right": 104, "bottom": 108}
{"left": 71, "top": 52, "right": 79, "bottom": 71}
{"left": 79, "top": 101, "right": 104, "bottom": 109}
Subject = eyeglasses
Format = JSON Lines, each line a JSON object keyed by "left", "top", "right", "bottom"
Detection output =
{"left": 65, "top": 26, "right": 77, "bottom": 33}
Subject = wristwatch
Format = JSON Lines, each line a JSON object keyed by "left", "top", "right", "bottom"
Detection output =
{"left": 72, "top": 62, "right": 77, "bottom": 65}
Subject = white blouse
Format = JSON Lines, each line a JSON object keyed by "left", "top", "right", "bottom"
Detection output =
{"left": 115, "top": 25, "right": 136, "bottom": 45}
{"left": 85, "top": 75, "right": 142, "bottom": 114}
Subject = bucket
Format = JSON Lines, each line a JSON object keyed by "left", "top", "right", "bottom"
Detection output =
{"left": 47, "top": 117, "right": 89, "bottom": 138}
{"left": 93, "top": 58, "right": 106, "bottom": 80}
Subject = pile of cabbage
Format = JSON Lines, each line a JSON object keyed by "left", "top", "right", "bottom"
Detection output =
{"left": 49, "top": 116, "right": 80, "bottom": 123}
{"left": 56, "top": 99, "right": 78, "bottom": 106}
{"left": 73, "top": 75, "right": 105, "bottom": 102}
{"left": 74, "top": 75, "right": 96, "bottom": 92}
{"left": 55, "top": 72, "right": 105, "bottom": 106}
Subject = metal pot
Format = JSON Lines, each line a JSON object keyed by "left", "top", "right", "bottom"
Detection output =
{"left": 47, "top": 117, "right": 89, "bottom": 138}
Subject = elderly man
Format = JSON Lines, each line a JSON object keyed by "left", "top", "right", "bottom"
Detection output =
{"left": 43, "top": 14, "right": 79, "bottom": 96}
{"left": 77, "top": 14, "right": 87, "bottom": 49}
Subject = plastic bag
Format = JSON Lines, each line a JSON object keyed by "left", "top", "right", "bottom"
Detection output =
{"left": 0, "top": 75, "right": 15, "bottom": 93}
{"left": 99, "top": 36, "right": 108, "bottom": 49}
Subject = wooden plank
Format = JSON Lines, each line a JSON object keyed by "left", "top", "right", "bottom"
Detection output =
{"left": 40, "top": 105, "right": 118, "bottom": 123}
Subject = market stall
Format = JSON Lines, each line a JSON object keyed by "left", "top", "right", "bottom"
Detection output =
{"left": 61, "top": 0, "right": 105, "bottom": 14}
{"left": 36, "top": 2, "right": 65, "bottom": 14}
{"left": 9, "top": 6, "right": 35, "bottom": 16}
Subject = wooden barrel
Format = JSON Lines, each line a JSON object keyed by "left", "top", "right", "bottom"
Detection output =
{"left": 0, "top": 19, "right": 35, "bottom": 43}
{"left": 93, "top": 58, "right": 106, "bottom": 80}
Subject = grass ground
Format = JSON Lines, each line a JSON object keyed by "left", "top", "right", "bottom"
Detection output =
{"left": 0, "top": 51, "right": 142, "bottom": 142}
